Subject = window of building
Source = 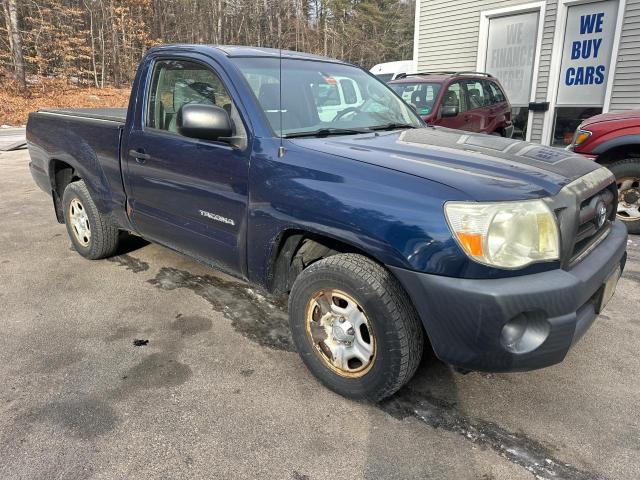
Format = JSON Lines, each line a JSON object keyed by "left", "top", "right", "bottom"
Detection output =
{"left": 552, "top": 107, "right": 602, "bottom": 146}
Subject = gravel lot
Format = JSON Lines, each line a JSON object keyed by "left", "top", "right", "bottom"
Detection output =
{"left": 1, "top": 148, "right": 639, "bottom": 480}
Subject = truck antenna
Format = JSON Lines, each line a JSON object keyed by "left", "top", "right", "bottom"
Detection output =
{"left": 277, "top": 3, "right": 285, "bottom": 158}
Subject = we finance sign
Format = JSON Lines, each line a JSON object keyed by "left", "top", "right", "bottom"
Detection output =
{"left": 485, "top": 11, "right": 539, "bottom": 107}
{"left": 557, "top": 0, "right": 618, "bottom": 106}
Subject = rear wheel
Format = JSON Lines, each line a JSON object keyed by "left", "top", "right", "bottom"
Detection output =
{"left": 288, "top": 254, "right": 424, "bottom": 401}
{"left": 608, "top": 158, "right": 640, "bottom": 234}
{"left": 62, "top": 180, "right": 120, "bottom": 259}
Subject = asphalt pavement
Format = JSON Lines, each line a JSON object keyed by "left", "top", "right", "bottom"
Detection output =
{"left": 1, "top": 149, "right": 639, "bottom": 479}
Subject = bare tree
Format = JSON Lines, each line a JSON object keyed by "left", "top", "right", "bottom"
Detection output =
{"left": 2, "top": 0, "right": 26, "bottom": 89}
{"left": 1, "top": 0, "right": 415, "bottom": 88}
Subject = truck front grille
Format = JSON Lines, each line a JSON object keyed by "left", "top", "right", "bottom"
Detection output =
{"left": 569, "top": 183, "right": 617, "bottom": 264}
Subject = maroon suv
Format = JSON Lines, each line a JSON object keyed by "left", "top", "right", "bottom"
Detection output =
{"left": 388, "top": 72, "right": 514, "bottom": 137}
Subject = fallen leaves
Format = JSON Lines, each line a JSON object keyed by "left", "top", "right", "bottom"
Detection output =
{"left": 0, "top": 77, "right": 130, "bottom": 126}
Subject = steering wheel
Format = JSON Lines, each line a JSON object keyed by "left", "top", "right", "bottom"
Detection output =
{"left": 333, "top": 106, "right": 364, "bottom": 122}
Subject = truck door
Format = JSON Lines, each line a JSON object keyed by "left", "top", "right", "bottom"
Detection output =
{"left": 123, "top": 58, "right": 250, "bottom": 276}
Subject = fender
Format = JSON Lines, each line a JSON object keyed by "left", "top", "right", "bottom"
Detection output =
{"left": 592, "top": 133, "right": 640, "bottom": 155}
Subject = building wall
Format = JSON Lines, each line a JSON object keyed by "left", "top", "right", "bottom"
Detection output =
{"left": 609, "top": 0, "right": 640, "bottom": 111}
{"left": 416, "top": 0, "right": 638, "bottom": 144}
{"left": 415, "top": 0, "right": 539, "bottom": 72}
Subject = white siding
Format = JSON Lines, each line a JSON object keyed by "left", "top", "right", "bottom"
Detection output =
{"left": 609, "top": 0, "right": 640, "bottom": 111}
{"left": 530, "top": 0, "right": 558, "bottom": 143}
{"left": 415, "top": 0, "right": 542, "bottom": 71}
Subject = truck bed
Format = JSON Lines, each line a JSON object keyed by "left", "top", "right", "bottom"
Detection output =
{"left": 27, "top": 106, "right": 130, "bottom": 231}
{"left": 37, "top": 108, "right": 127, "bottom": 124}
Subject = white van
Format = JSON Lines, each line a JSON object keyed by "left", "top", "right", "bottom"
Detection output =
{"left": 370, "top": 60, "right": 416, "bottom": 82}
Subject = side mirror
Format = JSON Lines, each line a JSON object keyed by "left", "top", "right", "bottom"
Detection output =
{"left": 177, "top": 104, "right": 233, "bottom": 141}
{"left": 440, "top": 105, "right": 459, "bottom": 118}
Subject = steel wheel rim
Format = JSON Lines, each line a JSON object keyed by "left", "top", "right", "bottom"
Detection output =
{"left": 616, "top": 176, "right": 640, "bottom": 221}
{"left": 69, "top": 198, "right": 91, "bottom": 247}
{"left": 305, "top": 289, "right": 376, "bottom": 378}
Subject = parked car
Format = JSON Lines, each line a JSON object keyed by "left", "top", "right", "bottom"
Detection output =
{"left": 27, "top": 45, "right": 627, "bottom": 401}
{"left": 388, "top": 72, "right": 514, "bottom": 137}
{"left": 370, "top": 60, "right": 416, "bottom": 82}
{"left": 568, "top": 110, "right": 640, "bottom": 234}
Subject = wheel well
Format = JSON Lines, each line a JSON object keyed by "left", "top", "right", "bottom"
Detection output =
{"left": 49, "top": 160, "right": 81, "bottom": 223}
{"left": 596, "top": 144, "right": 640, "bottom": 165}
{"left": 267, "top": 231, "right": 378, "bottom": 294}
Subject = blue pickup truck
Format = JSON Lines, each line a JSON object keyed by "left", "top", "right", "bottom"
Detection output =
{"left": 27, "top": 45, "right": 627, "bottom": 400}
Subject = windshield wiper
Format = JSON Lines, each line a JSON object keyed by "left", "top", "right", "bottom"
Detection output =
{"left": 283, "top": 127, "right": 372, "bottom": 138}
{"left": 369, "top": 123, "right": 418, "bottom": 131}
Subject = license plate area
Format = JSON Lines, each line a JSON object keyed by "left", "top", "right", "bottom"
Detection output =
{"left": 596, "top": 265, "right": 621, "bottom": 314}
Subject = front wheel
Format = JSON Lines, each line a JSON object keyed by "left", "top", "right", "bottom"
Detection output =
{"left": 288, "top": 254, "right": 424, "bottom": 401}
{"left": 608, "top": 158, "right": 640, "bottom": 234}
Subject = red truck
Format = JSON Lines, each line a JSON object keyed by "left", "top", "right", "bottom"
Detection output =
{"left": 569, "top": 110, "right": 640, "bottom": 234}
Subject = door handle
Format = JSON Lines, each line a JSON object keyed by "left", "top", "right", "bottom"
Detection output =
{"left": 128, "top": 149, "right": 150, "bottom": 163}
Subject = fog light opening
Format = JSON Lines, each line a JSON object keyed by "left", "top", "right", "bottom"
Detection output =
{"left": 500, "top": 312, "right": 550, "bottom": 354}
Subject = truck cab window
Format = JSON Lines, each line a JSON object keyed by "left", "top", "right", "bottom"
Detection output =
{"left": 147, "top": 59, "right": 246, "bottom": 144}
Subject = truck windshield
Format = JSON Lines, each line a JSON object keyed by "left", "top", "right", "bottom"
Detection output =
{"left": 389, "top": 82, "right": 442, "bottom": 116}
{"left": 231, "top": 57, "right": 422, "bottom": 137}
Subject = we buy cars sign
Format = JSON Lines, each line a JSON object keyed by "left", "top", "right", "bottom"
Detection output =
{"left": 557, "top": 0, "right": 618, "bottom": 106}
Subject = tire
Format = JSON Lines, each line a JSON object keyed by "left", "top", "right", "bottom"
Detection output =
{"left": 62, "top": 180, "right": 120, "bottom": 259}
{"left": 288, "top": 253, "right": 424, "bottom": 401}
{"left": 607, "top": 158, "right": 640, "bottom": 234}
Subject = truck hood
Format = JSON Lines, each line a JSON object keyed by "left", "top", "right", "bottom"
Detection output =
{"left": 581, "top": 109, "right": 640, "bottom": 127}
{"left": 291, "top": 127, "right": 601, "bottom": 201}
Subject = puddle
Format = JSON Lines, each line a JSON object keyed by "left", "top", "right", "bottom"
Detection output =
{"left": 108, "top": 254, "right": 149, "bottom": 273}
{"left": 120, "top": 352, "right": 192, "bottom": 390}
{"left": 171, "top": 314, "right": 212, "bottom": 336}
{"left": 148, "top": 267, "right": 293, "bottom": 351}
{"left": 30, "top": 398, "right": 118, "bottom": 440}
{"left": 380, "top": 389, "right": 605, "bottom": 480}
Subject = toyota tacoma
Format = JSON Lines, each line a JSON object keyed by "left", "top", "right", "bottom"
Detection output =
{"left": 27, "top": 45, "right": 627, "bottom": 400}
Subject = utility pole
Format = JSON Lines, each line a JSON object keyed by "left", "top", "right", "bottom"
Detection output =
{"left": 2, "top": 0, "right": 26, "bottom": 90}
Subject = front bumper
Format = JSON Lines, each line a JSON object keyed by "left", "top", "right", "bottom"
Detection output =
{"left": 390, "top": 220, "right": 628, "bottom": 372}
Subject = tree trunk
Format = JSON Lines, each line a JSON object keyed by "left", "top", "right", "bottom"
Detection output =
{"left": 2, "top": 0, "right": 26, "bottom": 90}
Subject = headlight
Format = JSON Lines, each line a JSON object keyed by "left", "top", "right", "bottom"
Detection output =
{"left": 444, "top": 199, "right": 560, "bottom": 269}
{"left": 573, "top": 128, "right": 592, "bottom": 147}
